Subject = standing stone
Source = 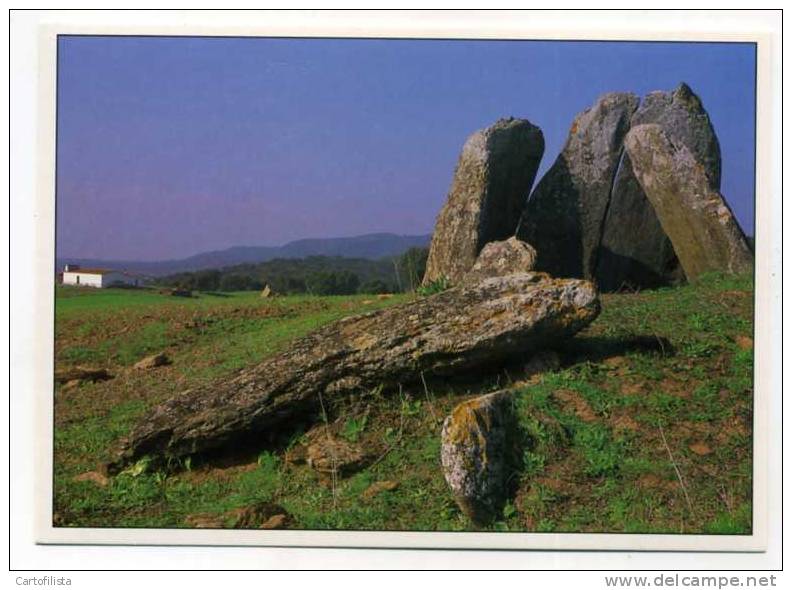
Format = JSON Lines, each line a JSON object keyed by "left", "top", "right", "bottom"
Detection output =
{"left": 624, "top": 124, "right": 753, "bottom": 279}
{"left": 441, "top": 390, "right": 519, "bottom": 524}
{"left": 423, "top": 118, "right": 544, "bottom": 285}
{"left": 516, "top": 92, "right": 638, "bottom": 280}
{"left": 463, "top": 236, "right": 537, "bottom": 285}
{"left": 597, "top": 83, "right": 722, "bottom": 290}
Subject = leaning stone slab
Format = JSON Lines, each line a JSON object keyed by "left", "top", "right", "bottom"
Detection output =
{"left": 441, "top": 390, "right": 518, "bottom": 524}
{"left": 597, "top": 83, "right": 721, "bottom": 290}
{"left": 108, "top": 273, "right": 599, "bottom": 472}
{"left": 624, "top": 124, "right": 753, "bottom": 279}
{"left": 423, "top": 117, "right": 544, "bottom": 285}
{"left": 517, "top": 92, "right": 638, "bottom": 280}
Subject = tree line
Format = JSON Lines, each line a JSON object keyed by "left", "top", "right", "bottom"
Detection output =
{"left": 155, "top": 249, "right": 428, "bottom": 295}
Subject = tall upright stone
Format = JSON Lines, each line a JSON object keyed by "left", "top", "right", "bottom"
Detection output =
{"left": 516, "top": 92, "right": 638, "bottom": 280}
{"left": 596, "top": 83, "right": 721, "bottom": 290}
{"left": 624, "top": 124, "right": 753, "bottom": 279}
{"left": 422, "top": 118, "right": 544, "bottom": 286}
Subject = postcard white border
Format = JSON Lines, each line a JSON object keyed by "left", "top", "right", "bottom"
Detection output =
{"left": 21, "top": 10, "right": 781, "bottom": 556}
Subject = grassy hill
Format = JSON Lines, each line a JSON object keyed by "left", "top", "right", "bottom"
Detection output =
{"left": 53, "top": 272, "right": 753, "bottom": 533}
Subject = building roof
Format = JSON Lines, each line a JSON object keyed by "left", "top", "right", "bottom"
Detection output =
{"left": 63, "top": 268, "right": 113, "bottom": 275}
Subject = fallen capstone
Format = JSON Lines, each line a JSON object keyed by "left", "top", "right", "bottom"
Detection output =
{"left": 624, "top": 124, "right": 753, "bottom": 279}
{"left": 423, "top": 117, "right": 544, "bottom": 286}
{"left": 108, "top": 273, "right": 600, "bottom": 472}
{"left": 597, "top": 83, "right": 721, "bottom": 290}
{"left": 463, "top": 236, "right": 537, "bottom": 285}
{"left": 516, "top": 92, "right": 638, "bottom": 280}
{"left": 441, "top": 390, "right": 519, "bottom": 524}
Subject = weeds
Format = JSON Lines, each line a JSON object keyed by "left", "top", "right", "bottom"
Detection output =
{"left": 417, "top": 276, "right": 450, "bottom": 296}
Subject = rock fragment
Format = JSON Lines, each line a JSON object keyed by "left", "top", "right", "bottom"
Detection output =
{"left": 463, "top": 237, "right": 537, "bottom": 285}
{"left": 133, "top": 352, "right": 171, "bottom": 370}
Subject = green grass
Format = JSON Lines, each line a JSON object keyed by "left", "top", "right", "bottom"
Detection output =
{"left": 53, "top": 272, "right": 754, "bottom": 533}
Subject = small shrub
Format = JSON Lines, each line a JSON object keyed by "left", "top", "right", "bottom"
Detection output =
{"left": 341, "top": 416, "right": 368, "bottom": 443}
{"left": 417, "top": 276, "right": 450, "bottom": 297}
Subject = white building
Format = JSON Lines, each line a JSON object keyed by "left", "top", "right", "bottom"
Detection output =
{"left": 61, "top": 264, "right": 142, "bottom": 288}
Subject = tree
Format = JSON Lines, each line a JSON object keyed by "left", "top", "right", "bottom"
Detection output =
{"left": 194, "top": 269, "right": 221, "bottom": 291}
{"left": 358, "top": 279, "right": 392, "bottom": 294}
{"left": 306, "top": 270, "right": 360, "bottom": 295}
{"left": 219, "top": 274, "right": 254, "bottom": 292}
{"left": 396, "top": 247, "right": 429, "bottom": 292}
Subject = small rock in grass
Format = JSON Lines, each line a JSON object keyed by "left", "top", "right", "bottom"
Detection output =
{"left": 440, "top": 390, "right": 519, "bottom": 525}
{"left": 260, "top": 514, "right": 289, "bottom": 529}
{"left": 73, "top": 470, "right": 109, "bottom": 487}
{"left": 362, "top": 480, "right": 399, "bottom": 500}
{"left": 54, "top": 366, "right": 112, "bottom": 384}
{"left": 603, "top": 355, "right": 627, "bottom": 368}
{"left": 229, "top": 502, "right": 290, "bottom": 529}
{"left": 134, "top": 352, "right": 171, "bottom": 370}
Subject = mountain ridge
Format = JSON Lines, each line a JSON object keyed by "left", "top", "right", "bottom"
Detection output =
{"left": 57, "top": 232, "right": 432, "bottom": 277}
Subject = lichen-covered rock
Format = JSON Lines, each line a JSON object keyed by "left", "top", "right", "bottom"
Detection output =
{"left": 463, "top": 237, "right": 537, "bottom": 285}
{"left": 597, "top": 83, "right": 720, "bottom": 290}
{"left": 108, "top": 273, "right": 600, "bottom": 472}
{"left": 624, "top": 124, "right": 753, "bottom": 279}
{"left": 441, "top": 390, "right": 518, "bottom": 524}
{"left": 516, "top": 92, "right": 638, "bottom": 279}
{"left": 423, "top": 118, "right": 544, "bottom": 285}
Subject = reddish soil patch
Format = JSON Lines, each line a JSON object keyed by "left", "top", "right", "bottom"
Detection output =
{"left": 178, "top": 460, "right": 259, "bottom": 486}
{"left": 735, "top": 335, "right": 754, "bottom": 351}
{"left": 611, "top": 413, "right": 640, "bottom": 433}
{"left": 688, "top": 441, "right": 713, "bottom": 456}
{"left": 637, "top": 473, "right": 680, "bottom": 492}
{"left": 619, "top": 380, "right": 644, "bottom": 396}
{"left": 553, "top": 389, "right": 598, "bottom": 422}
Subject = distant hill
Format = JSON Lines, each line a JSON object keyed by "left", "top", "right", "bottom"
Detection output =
{"left": 57, "top": 233, "right": 431, "bottom": 277}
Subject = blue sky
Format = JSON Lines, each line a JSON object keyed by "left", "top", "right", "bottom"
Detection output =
{"left": 56, "top": 36, "right": 756, "bottom": 260}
